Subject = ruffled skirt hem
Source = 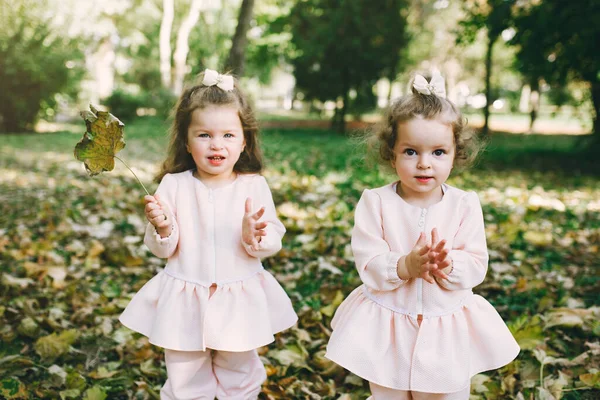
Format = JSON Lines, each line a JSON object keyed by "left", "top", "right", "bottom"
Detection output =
{"left": 325, "top": 286, "right": 519, "bottom": 393}
{"left": 119, "top": 269, "right": 298, "bottom": 352}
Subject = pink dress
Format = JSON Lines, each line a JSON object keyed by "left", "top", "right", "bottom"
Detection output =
{"left": 325, "top": 183, "right": 519, "bottom": 393}
{"left": 119, "top": 170, "right": 298, "bottom": 352}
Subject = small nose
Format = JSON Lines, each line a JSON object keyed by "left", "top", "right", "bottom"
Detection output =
{"left": 210, "top": 138, "right": 223, "bottom": 150}
{"left": 417, "top": 155, "right": 431, "bottom": 169}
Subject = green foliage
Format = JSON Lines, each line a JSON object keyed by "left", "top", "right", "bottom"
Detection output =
{"left": 0, "top": 0, "right": 83, "bottom": 133}
{"left": 245, "top": 0, "right": 296, "bottom": 83}
{"left": 511, "top": 0, "right": 600, "bottom": 85}
{"left": 102, "top": 90, "right": 143, "bottom": 123}
{"left": 457, "top": 0, "right": 514, "bottom": 45}
{"left": 103, "top": 88, "right": 176, "bottom": 122}
{"left": 510, "top": 0, "right": 600, "bottom": 134}
{"left": 287, "top": 0, "right": 410, "bottom": 125}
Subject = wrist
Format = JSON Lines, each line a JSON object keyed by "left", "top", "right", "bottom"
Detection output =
{"left": 157, "top": 225, "right": 172, "bottom": 238}
{"left": 396, "top": 256, "right": 410, "bottom": 280}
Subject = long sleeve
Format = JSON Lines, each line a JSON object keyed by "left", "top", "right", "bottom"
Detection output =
{"left": 144, "top": 173, "right": 180, "bottom": 259}
{"left": 436, "top": 191, "right": 489, "bottom": 290}
{"left": 242, "top": 176, "right": 285, "bottom": 259}
{"left": 351, "top": 189, "right": 407, "bottom": 291}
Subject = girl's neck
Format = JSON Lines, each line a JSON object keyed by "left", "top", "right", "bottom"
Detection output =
{"left": 396, "top": 182, "right": 444, "bottom": 208}
{"left": 193, "top": 170, "right": 238, "bottom": 189}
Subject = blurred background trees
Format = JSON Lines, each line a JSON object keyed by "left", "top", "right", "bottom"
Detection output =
{"left": 286, "top": 0, "right": 410, "bottom": 132}
{"left": 0, "top": 0, "right": 597, "bottom": 137}
{"left": 0, "top": 0, "right": 83, "bottom": 132}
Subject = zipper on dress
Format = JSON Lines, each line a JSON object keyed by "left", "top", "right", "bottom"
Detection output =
{"left": 209, "top": 188, "right": 217, "bottom": 283}
{"left": 417, "top": 208, "right": 427, "bottom": 324}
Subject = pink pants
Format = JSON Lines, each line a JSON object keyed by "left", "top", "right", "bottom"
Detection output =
{"left": 160, "top": 349, "right": 266, "bottom": 400}
{"left": 369, "top": 382, "right": 470, "bottom": 400}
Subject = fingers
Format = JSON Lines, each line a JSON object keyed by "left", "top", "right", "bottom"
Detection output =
{"left": 254, "top": 221, "right": 268, "bottom": 230}
{"left": 143, "top": 195, "right": 156, "bottom": 205}
{"left": 431, "top": 269, "right": 449, "bottom": 280}
{"left": 147, "top": 208, "right": 164, "bottom": 219}
{"left": 249, "top": 236, "right": 260, "bottom": 252}
{"left": 144, "top": 194, "right": 170, "bottom": 226}
{"left": 418, "top": 244, "right": 430, "bottom": 256}
{"left": 254, "top": 229, "right": 267, "bottom": 237}
{"left": 434, "top": 247, "right": 449, "bottom": 262}
{"left": 436, "top": 257, "right": 452, "bottom": 269}
{"left": 418, "top": 252, "right": 430, "bottom": 265}
{"left": 145, "top": 202, "right": 158, "bottom": 214}
{"left": 421, "top": 271, "right": 435, "bottom": 284}
{"left": 148, "top": 211, "right": 167, "bottom": 226}
{"left": 154, "top": 215, "right": 170, "bottom": 228}
{"left": 415, "top": 232, "right": 426, "bottom": 247}
{"left": 245, "top": 198, "right": 265, "bottom": 221}
{"left": 431, "top": 227, "right": 439, "bottom": 246}
{"left": 433, "top": 239, "right": 446, "bottom": 254}
{"left": 253, "top": 207, "right": 265, "bottom": 221}
{"left": 419, "top": 258, "right": 450, "bottom": 284}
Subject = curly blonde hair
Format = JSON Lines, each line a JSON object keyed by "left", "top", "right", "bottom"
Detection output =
{"left": 155, "top": 71, "right": 263, "bottom": 182}
{"left": 369, "top": 77, "right": 482, "bottom": 171}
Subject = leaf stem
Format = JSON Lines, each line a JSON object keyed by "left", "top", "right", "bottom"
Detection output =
{"left": 114, "top": 156, "right": 150, "bottom": 196}
{"left": 540, "top": 361, "right": 544, "bottom": 388}
{"left": 561, "top": 387, "right": 593, "bottom": 392}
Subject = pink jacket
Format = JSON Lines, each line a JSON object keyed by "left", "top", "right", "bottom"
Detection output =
{"left": 326, "top": 182, "right": 520, "bottom": 392}
{"left": 119, "top": 170, "right": 297, "bottom": 352}
{"left": 145, "top": 170, "right": 285, "bottom": 284}
{"left": 352, "top": 183, "right": 489, "bottom": 315}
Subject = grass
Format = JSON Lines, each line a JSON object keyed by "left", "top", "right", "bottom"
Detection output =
{"left": 2, "top": 116, "right": 596, "bottom": 176}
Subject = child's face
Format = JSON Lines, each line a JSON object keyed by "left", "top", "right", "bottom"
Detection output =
{"left": 186, "top": 105, "right": 245, "bottom": 183}
{"left": 392, "top": 117, "right": 455, "bottom": 198}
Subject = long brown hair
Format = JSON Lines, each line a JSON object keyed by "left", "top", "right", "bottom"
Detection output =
{"left": 155, "top": 71, "right": 263, "bottom": 182}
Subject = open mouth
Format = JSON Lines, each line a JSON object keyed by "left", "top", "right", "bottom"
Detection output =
{"left": 415, "top": 176, "right": 433, "bottom": 182}
{"left": 208, "top": 156, "right": 225, "bottom": 165}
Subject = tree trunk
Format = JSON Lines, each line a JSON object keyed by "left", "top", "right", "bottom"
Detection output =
{"left": 159, "top": 0, "right": 174, "bottom": 89}
{"left": 528, "top": 79, "right": 540, "bottom": 133}
{"left": 95, "top": 38, "right": 115, "bottom": 101}
{"left": 1, "top": 108, "right": 20, "bottom": 132}
{"left": 387, "top": 65, "right": 397, "bottom": 103}
{"left": 336, "top": 69, "right": 350, "bottom": 134}
{"left": 225, "top": 0, "right": 255, "bottom": 76}
{"left": 172, "top": 0, "right": 203, "bottom": 95}
{"left": 482, "top": 33, "right": 495, "bottom": 138}
{"left": 340, "top": 90, "right": 349, "bottom": 134}
{"left": 591, "top": 80, "right": 600, "bottom": 138}
{"left": 519, "top": 84, "right": 531, "bottom": 113}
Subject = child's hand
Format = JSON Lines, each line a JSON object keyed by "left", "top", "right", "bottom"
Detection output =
{"left": 428, "top": 228, "right": 452, "bottom": 279}
{"left": 242, "top": 197, "right": 268, "bottom": 251}
{"left": 398, "top": 232, "right": 436, "bottom": 283}
{"left": 144, "top": 194, "right": 172, "bottom": 237}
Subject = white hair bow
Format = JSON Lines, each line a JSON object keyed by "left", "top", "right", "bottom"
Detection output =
{"left": 202, "top": 69, "right": 234, "bottom": 91}
{"left": 413, "top": 72, "right": 446, "bottom": 98}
